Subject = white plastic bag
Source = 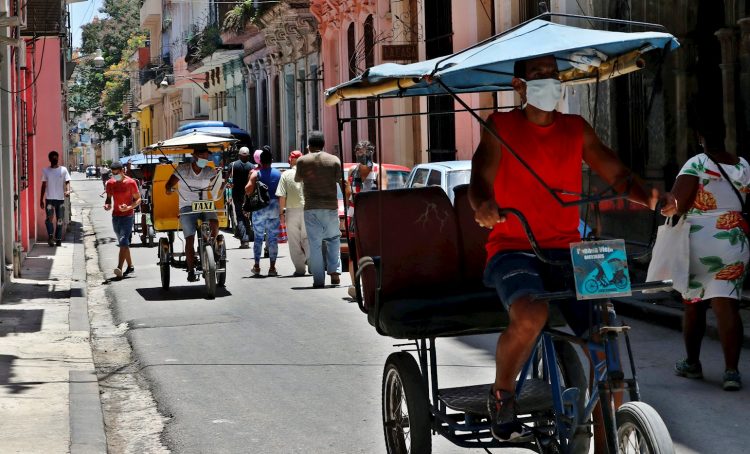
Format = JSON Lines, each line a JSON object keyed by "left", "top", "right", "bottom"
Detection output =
{"left": 646, "top": 216, "right": 690, "bottom": 294}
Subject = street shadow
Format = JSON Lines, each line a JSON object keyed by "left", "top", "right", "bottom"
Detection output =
{"left": 135, "top": 286, "right": 232, "bottom": 301}
{"left": 19, "top": 247, "right": 58, "bottom": 279}
{"left": 0, "top": 309, "right": 44, "bottom": 337}
{"left": 6, "top": 282, "right": 82, "bottom": 300}
{"left": 290, "top": 286, "right": 339, "bottom": 290}
{"left": 0, "top": 354, "right": 41, "bottom": 394}
{"left": 94, "top": 237, "right": 118, "bottom": 247}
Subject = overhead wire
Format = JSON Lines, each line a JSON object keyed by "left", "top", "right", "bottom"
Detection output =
{"left": 0, "top": 34, "right": 48, "bottom": 94}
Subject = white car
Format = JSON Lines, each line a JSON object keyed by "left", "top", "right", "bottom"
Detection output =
{"left": 405, "top": 160, "right": 472, "bottom": 204}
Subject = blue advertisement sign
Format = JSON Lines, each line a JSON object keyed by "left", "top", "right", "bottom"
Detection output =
{"left": 570, "top": 239, "right": 631, "bottom": 300}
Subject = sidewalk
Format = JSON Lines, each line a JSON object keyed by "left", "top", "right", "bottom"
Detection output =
{"left": 613, "top": 290, "right": 750, "bottom": 348}
{"left": 0, "top": 207, "right": 106, "bottom": 453}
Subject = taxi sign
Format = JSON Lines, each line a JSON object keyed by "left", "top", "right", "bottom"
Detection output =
{"left": 570, "top": 239, "right": 631, "bottom": 300}
{"left": 191, "top": 200, "right": 215, "bottom": 212}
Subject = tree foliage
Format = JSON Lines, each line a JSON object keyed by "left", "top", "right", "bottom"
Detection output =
{"left": 72, "top": 0, "right": 145, "bottom": 149}
{"left": 222, "top": 1, "right": 273, "bottom": 33}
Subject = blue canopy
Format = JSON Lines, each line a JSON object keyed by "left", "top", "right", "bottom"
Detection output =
{"left": 176, "top": 121, "right": 242, "bottom": 132}
{"left": 173, "top": 124, "right": 252, "bottom": 148}
{"left": 325, "top": 19, "right": 679, "bottom": 105}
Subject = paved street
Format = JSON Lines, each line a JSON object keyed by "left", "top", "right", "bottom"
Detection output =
{"left": 73, "top": 175, "right": 750, "bottom": 454}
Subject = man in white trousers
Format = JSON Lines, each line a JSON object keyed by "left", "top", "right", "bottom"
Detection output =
{"left": 276, "top": 150, "right": 308, "bottom": 276}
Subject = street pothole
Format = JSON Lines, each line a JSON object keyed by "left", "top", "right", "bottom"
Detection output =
{"left": 82, "top": 206, "right": 170, "bottom": 454}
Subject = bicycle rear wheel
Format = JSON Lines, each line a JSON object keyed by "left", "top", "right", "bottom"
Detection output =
{"left": 382, "top": 352, "right": 431, "bottom": 454}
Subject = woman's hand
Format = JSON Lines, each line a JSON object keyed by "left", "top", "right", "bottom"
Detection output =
{"left": 659, "top": 192, "right": 679, "bottom": 217}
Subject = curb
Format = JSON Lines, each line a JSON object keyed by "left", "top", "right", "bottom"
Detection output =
{"left": 612, "top": 295, "right": 750, "bottom": 349}
{"left": 68, "top": 205, "right": 108, "bottom": 454}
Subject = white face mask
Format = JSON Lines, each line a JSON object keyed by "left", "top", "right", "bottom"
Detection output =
{"left": 113, "top": 173, "right": 123, "bottom": 182}
{"left": 195, "top": 157, "right": 209, "bottom": 169}
{"left": 523, "top": 78, "right": 562, "bottom": 112}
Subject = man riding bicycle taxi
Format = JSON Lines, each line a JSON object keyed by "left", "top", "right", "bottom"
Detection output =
{"left": 468, "top": 54, "right": 656, "bottom": 445}
{"left": 165, "top": 145, "right": 223, "bottom": 282}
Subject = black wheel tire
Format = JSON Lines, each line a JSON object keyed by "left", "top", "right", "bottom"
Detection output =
{"left": 203, "top": 245, "right": 217, "bottom": 299}
{"left": 584, "top": 279, "right": 598, "bottom": 293}
{"left": 616, "top": 402, "right": 674, "bottom": 454}
{"left": 159, "top": 238, "right": 170, "bottom": 290}
{"left": 382, "top": 352, "right": 432, "bottom": 454}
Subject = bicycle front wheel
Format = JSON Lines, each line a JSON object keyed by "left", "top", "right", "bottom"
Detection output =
{"left": 203, "top": 245, "right": 217, "bottom": 299}
{"left": 616, "top": 401, "right": 674, "bottom": 454}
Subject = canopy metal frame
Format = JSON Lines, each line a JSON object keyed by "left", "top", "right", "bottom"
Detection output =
{"left": 333, "top": 13, "right": 675, "bottom": 212}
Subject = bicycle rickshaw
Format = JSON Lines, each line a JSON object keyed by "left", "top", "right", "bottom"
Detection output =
{"left": 144, "top": 132, "right": 235, "bottom": 299}
{"left": 326, "top": 14, "right": 680, "bottom": 454}
{"left": 121, "top": 153, "right": 159, "bottom": 247}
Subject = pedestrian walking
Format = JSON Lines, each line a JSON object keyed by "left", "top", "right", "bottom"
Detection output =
{"left": 229, "top": 146, "right": 254, "bottom": 248}
{"left": 276, "top": 150, "right": 308, "bottom": 276}
{"left": 344, "top": 140, "right": 379, "bottom": 297}
{"left": 104, "top": 161, "right": 141, "bottom": 279}
{"left": 294, "top": 131, "right": 344, "bottom": 288}
{"left": 660, "top": 117, "right": 748, "bottom": 391}
{"left": 246, "top": 148, "right": 282, "bottom": 276}
{"left": 40, "top": 150, "right": 71, "bottom": 246}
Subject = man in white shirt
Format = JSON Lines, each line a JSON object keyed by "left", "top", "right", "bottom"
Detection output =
{"left": 165, "top": 146, "right": 221, "bottom": 282}
{"left": 40, "top": 150, "right": 71, "bottom": 246}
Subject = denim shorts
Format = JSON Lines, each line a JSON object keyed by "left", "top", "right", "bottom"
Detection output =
{"left": 483, "top": 249, "right": 590, "bottom": 336}
{"left": 179, "top": 205, "right": 218, "bottom": 237}
{"left": 112, "top": 215, "right": 134, "bottom": 247}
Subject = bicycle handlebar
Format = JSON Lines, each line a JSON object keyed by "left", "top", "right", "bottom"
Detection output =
{"left": 499, "top": 203, "right": 663, "bottom": 265}
{"left": 497, "top": 208, "right": 569, "bottom": 266}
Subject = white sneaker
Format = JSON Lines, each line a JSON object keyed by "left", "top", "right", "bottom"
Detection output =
{"left": 113, "top": 268, "right": 123, "bottom": 279}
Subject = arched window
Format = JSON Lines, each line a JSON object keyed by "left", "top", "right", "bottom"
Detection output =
{"left": 347, "top": 22, "right": 359, "bottom": 157}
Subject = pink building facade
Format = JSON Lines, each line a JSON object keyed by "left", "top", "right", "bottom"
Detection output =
{"left": 22, "top": 38, "right": 65, "bottom": 250}
{"left": 310, "top": 0, "right": 522, "bottom": 167}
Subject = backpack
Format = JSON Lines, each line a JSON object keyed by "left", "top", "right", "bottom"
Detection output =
{"left": 242, "top": 173, "right": 270, "bottom": 212}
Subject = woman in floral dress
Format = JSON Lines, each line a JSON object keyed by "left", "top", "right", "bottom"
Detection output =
{"left": 661, "top": 123, "right": 748, "bottom": 391}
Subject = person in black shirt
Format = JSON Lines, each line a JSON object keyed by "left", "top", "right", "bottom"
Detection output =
{"left": 229, "top": 146, "right": 254, "bottom": 248}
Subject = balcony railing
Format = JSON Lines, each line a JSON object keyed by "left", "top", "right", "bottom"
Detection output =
{"left": 138, "top": 56, "right": 173, "bottom": 86}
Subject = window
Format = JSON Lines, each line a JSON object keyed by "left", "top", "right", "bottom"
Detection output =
{"left": 364, "top": 15, "right": 377, "bottom": 144}
{"left": 285, "top": 68, "right": 296, "bottom": 152}
{"left": 427, "top": 169, "right": 442, "bottom": 186}
{"left": 347, "top": 23, "right": 358, "bottom": 157}
{"left": 411, "top": 168, "right": 430, "bottom": 187}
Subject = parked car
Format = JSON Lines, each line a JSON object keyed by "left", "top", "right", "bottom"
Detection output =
{"left": 405, "top": 160, "right": 472, "bottom": 204}
{"left": 338, "top": 163, "right": 411, "bottom": 267}
{"left": 85, "top": 166, "right": 96, "bottom": 178}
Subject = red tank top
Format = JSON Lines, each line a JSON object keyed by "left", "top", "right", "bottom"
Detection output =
{"left": 486, "top": 109, "right": 584, "bottom": 261}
